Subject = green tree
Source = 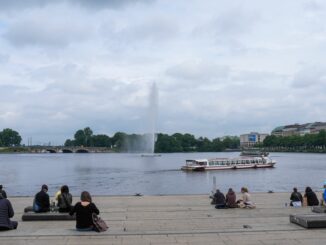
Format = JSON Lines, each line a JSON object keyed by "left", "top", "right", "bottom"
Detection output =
{"left": 91, "top": 134, "right": 111, "bottom": 147}
{"left": 74, "top": 129, "right": 86, "bottom": 146}
{"left": 64, "top": 139, "right": 75, "bottom": 147}
{"left": 155, "top": 133, "right": 182, "bottom": 153}
{"left": 211, "top": 138, "right": 224, "bottom": 151}
{"left": 84, "top": 127, "right": 93, "bottom": 146}
{"left": 73, "top": 127, "right": 94, "bottom": 146}
{"left": 111, "top": 132, "right": 127, "bottom": 150}
{"left": 0, "top": 128, "right": 22, "bottom": 146}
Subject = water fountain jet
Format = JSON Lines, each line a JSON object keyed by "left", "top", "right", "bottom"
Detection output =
{"left": 141, "top": 82, "right": 161, "bottom": 157}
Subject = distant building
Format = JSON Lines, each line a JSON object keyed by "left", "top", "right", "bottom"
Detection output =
{"left": 240, "top": 132, "right": 269, "bottom": 147}
{"left": 271, "top": 122, "right": 326, "bottom": 136}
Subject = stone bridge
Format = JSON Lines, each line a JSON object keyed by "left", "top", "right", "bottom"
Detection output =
{"left": 28, "top": 146, "right": 113, "bottom": 153}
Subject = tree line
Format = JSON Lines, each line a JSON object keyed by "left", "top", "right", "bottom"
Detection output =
{"left": 64, "top": 127, "right": 240, "bottom": 153}
{"left": 262, "top": 130, "right": 326, "bottom": 149}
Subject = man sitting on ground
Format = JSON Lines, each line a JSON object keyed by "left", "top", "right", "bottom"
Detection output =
{"left": 33, "top": 184, "right": 50, "bottom": 213}
{"left": 0, "top": 192, "right": 18, "bottom": 230}
{"left": 211, "top": 189, "right": 226, "bottom": 209}
{"left": 290, "top": 187, "right": 303, "bottom": 207}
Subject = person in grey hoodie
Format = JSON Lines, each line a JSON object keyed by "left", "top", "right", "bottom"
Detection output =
{"left": 0, "top": 193, "right": 18, "bottom": 230}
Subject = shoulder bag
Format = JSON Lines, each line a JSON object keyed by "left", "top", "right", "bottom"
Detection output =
{"left": 92, "top": 213, "right": 108, "bottom": 232}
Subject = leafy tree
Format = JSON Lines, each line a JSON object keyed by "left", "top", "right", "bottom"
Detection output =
{"left": 155, "top": 133, "right": 182, "bottom": 153}
{"left": 64, "top": 139, "right": 75, "bottom": 147}
{"left": 84, "top": 127, "right": 93, "bottom": 146}
{"left": 111, "top": 132, "right": 127, "bottom": 150}
{"left": 74, "top": 129, "right": 86, "bottom": 146}
{"left": 73, "top": 127, "right": 94, "bottom": 146}
{"left": 0, "top": 128, "right": 22, "bottom": 147}
{"left": 92, "top": 134, "right": 111, "bottom": 147}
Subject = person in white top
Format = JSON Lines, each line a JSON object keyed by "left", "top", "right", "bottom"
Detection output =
{"left": 237, "top": 187, "right": 256, "bottom": 208}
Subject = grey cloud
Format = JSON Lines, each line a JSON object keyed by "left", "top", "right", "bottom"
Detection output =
{"left": 0, "top": 0, "right": 153, "bottom": 11}
{"left": 70, "top": 0, "right": 154, "bottom": 10}
{"left": 304, "top": 0, "right": 325, "bottom": 12}
{"left": 292, "top": 66, "right": 326, "bottom": 88}
{"left": 0, "top": 53, "right": 9, "bottom": 63}
{"left": 166, "top": 61, "right": 229, "bottom": 84}
{"left": 192, "top": 8, "right": 260, "bottom": 53}
{"left": 4, "top": 17, "right": 92, "bottom": 47}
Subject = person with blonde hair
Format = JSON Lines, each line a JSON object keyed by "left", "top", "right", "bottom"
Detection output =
{"left": 237, "top": 187, "right": 255, "bottom": 208}
{"left": 70, "top": 191, "right": 99, "bottom": 231}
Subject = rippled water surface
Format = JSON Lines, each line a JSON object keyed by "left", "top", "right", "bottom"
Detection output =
{"left": 0, "top": 152, "right": 325, "bottom": 196}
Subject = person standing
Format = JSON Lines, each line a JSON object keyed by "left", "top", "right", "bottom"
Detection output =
{"left": 33, "top": 184, "right": 50, "bottom": 212}
{"left": 0, "top": 185, "right": 7, "bottom": 199}
{"left": 290, "top": 187, "right": 303, "bottom": 207}
{"left": 70, "top": 191, "right": 100, "bottom": 231}
{"left": 322, "top": 181, "right": 326, "bottom": 206}
{"left": 0, "top": 192, "right": 18, "bottom": 230}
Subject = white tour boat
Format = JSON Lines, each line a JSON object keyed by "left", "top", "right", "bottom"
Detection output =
{"left": 181, "top": 156, "right": 276, "bottom": 171}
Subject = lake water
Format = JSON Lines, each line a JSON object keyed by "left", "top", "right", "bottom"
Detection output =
{"left": 0, "top": 152, "right": 325, "bottom": 196}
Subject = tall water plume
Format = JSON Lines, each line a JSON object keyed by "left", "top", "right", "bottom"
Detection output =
{"left": 144, "top": 82, "right": 158, "bottom": 154}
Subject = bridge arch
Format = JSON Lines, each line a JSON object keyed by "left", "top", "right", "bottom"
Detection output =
{"left": 62, "top": 149, "right": 73, "bottom": 153}
{"left": 46, "top": 149, "right": 57, "bottom": 153}
{"left": 76, "top": 149, "right": 89, "bottom": 153}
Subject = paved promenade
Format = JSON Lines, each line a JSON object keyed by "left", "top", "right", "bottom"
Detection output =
{"left": 1, "top": 193, "right": 325, "bottom": 244}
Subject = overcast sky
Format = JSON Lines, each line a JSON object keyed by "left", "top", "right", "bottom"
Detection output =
{"left": 0, "top": 0, "right": 326, "bottom": 145}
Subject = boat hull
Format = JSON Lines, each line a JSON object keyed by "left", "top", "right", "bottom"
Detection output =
{"left": 181, "top": 163, "right": 275, "bottom": 171}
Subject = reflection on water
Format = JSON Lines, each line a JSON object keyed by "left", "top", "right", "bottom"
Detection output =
{"left": 0, "top": 152, "right": 326, "bottom": 196}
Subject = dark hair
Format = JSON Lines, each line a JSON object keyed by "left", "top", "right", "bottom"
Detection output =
{"left": 305, "top": 187, "right": 313, "bottom": 193}
{"left": 42, "top": 184, "right": 48, "bottom": 191}
{"left": 241, "top": 187, "right": 248, "bottom": 193}
{"left": 61, "top": 185, "right": 69, "bottom": 194}
{"left": 0, "top": 185, "right": 3, "bottom": 190}
{"left": 293, "top": 187, "right": 298, "bottom": 192}
{"left": 228, "top": 188, "right": 233, "bottom": 193}
{"left": 80, "top": 191, "right": 92, "bottom": 202}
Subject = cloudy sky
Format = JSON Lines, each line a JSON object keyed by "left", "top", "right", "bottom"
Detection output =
{"left": 0, "top": 0, "right": 326, "bottom": 145}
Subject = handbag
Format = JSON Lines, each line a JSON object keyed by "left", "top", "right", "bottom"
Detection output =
{"left": 92, "top": 213, "right": 108, "bottom": 232}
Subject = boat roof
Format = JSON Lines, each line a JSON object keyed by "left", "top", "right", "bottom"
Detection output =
{"left": 186, "top": 159, "right": 207, "bottom": 162}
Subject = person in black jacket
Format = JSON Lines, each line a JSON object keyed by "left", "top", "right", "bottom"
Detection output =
{"left": 70, "top": 191, "right": 99, "bottom": 231}
{"left": 304, "top": 187, "right": 319, "bottom": 206}
{"left": 33, "top": 184, "right": 50, "bottom": 212}
{"left": 0, "top": 192, "right": 18, "bottom": 230}
{"left": 0, "top": 185, "right": 7, "bottom": 199}
{"left": 290, "top": 187, "right": 303, "bottom": 206}
{"left": 211, "top": 189, "right": 226, "bottom": 209}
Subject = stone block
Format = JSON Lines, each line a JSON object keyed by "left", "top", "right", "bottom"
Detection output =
{"left": 290, "top": 214, "right": 326, "bottom": 228}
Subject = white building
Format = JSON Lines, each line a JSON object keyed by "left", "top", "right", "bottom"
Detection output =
{"left": 240, "top": 132, "right": 269, "bottom": 147}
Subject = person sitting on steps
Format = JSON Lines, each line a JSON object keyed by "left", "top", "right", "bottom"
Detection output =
{"left": 290, "top": 187, "right": 303, "bottom": 207}
{"left": 57, "top": 185, "right": 73, "bottom": 213}
{"left": 237, "top": 187, "right": 255, "bottom": 208}
{"left": 0, "top": 192, "right": 18, "bottom": 230}
{"left": 70, "top": 191, "right": 100, "bottom": 231}
{"left": 226, "top": 188, "right": 237, "bottom": 208}
{"left": 33, "top": 184, "right": 50, "bottom": 213}
{"left": 211, "top": 189, "right": 226, "bottom": 209}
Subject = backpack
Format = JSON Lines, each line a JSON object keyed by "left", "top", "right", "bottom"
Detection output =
{"left": 92, "top": 213, "right": 108, "bottom": 232}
